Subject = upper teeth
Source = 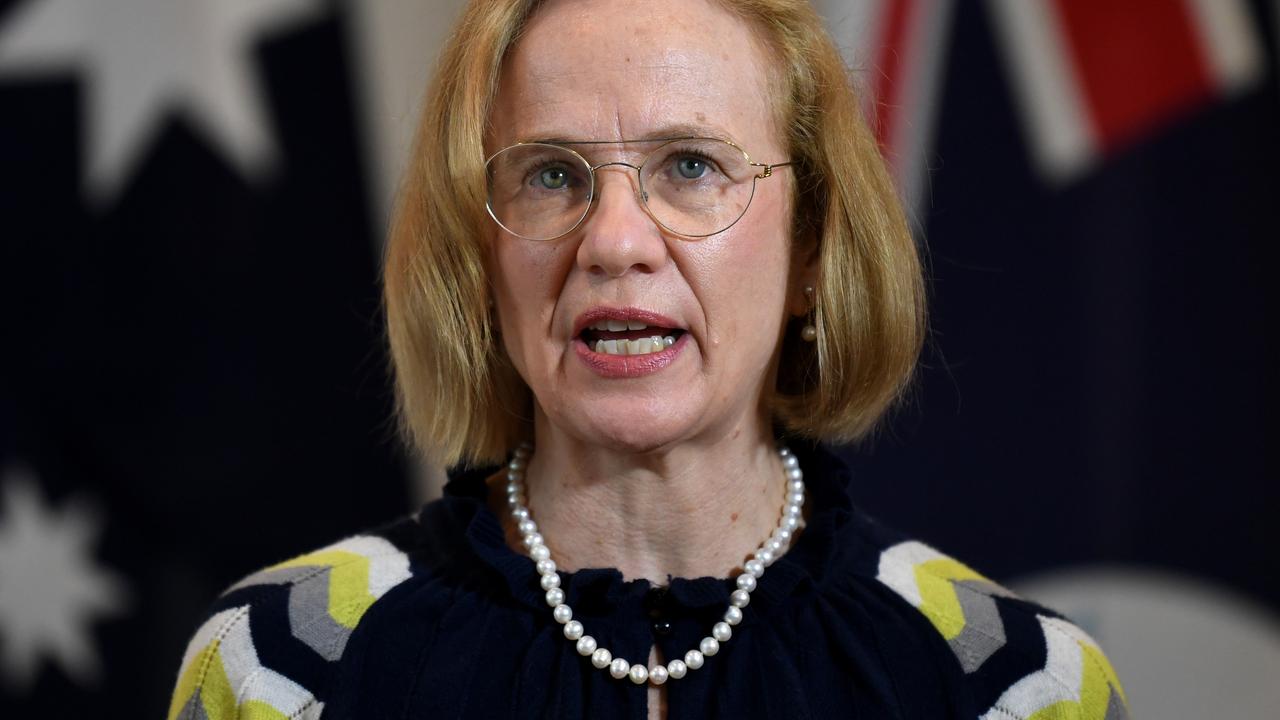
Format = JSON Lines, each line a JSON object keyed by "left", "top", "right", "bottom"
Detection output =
{"left": 591, "top": 319, "right": 650, "bottom": 331}
{"left": 594, "top": 336, "right": 676, "bottom": 356}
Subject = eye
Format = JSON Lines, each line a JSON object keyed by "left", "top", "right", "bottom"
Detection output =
{"left": 675, "top": 156, "right": 707, "bottom": 179}
{"left": 538, "top": 166, "right": 570, "bottom": 189}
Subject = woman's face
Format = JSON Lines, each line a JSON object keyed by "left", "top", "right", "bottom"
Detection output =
{"left": 487, "top": 0, "right": 801, "bottom": 453}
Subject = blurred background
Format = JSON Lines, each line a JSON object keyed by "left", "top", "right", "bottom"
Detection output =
{"left": 0, "top": 0, "right": 1275, "bottom": 716}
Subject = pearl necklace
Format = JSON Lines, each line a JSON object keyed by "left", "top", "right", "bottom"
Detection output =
{"left": 503, "top": 443, "right": 805, "bottom": 687}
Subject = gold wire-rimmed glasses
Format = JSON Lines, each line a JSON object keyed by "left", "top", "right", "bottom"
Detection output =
{"left": 484, "top": 137, "right": 792, "bottom": 241}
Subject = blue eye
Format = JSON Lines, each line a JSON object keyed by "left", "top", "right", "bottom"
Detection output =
{"left": 539, "top": 166, "right": 569, "bottom": 189}
{"left": 676, "top": 157, "right": 706, "bottom": 179}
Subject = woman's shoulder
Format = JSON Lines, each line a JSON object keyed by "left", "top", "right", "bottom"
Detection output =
{"left": 166, "top": 512, "right": 434, "bottom": 720}
{"left": 848, "top": 520, "right": 1129, "bottom": 719}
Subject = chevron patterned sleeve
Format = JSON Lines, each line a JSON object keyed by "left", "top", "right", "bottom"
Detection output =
{"left": 167, "top": 534, "right": 414, "bottom": 720}
{"left": 876, "top": 541, "right": 1129, "bottom": 720}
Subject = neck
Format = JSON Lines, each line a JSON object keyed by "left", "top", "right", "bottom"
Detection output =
{"left": 493, "top": 412, "right": 788, "bottom": 584}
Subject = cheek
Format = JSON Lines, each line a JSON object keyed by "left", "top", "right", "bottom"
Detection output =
{"left": 702, "top": 194, "right": 793, "bottom": 336}
{"left": 492, "top": 240, "right": 573, "bottom": 365}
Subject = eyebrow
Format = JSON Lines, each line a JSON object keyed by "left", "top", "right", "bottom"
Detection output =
{"left": 521, "top": 123, "right": 736, "bottom": 146}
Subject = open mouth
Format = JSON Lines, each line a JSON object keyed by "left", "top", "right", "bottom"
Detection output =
{"left": 579, "top": 319, "right": 686, "bottom": 356}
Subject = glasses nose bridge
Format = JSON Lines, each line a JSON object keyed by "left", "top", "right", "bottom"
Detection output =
{"left": 587, "top": 160, "right": 649, "bottom": 204}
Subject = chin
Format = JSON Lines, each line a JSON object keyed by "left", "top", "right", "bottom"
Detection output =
{"left": 563, "top": 404, "right": 699, "bottom": 455}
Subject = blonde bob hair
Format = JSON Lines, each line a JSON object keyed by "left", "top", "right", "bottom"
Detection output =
{"left": 384, "top": 0, "right": 925, "bottom": 468}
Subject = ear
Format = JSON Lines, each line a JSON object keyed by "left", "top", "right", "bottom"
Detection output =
{"left": 788, "top": 229, "right": 820, "bottom": 316}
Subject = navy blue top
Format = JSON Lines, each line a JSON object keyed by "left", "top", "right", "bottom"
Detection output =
{"left": 168, "top": 443, "right": 1128, "bottom": 720}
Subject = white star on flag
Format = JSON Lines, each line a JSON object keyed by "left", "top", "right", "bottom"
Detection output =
{"left": 0, "top": 0, "right": 325, "bottom": 204}
{"left": 0, "top": 465, "right": 130, "bottom": 691}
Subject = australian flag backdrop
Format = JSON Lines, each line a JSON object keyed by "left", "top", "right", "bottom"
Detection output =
{"left": 0, "top": 0, "right": 1277, "bottom": 717}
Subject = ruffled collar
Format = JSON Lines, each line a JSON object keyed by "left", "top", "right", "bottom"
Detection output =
{"left": 439, "top": 440, "right": 857, "bottom": 618}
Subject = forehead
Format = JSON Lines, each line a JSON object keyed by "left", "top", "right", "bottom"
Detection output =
{"left": 490, "top": 0, "right": 778, "bottom": 153}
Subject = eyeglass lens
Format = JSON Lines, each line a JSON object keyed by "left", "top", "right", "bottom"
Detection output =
{"left": 485, "top": 139, "right": 758, "bottom": 240}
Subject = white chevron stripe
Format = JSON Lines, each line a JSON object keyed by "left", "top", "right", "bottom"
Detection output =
{"left": 326, "top": 535, "right": 412, "bottom": 596}
{"left": 979, "top": 615, "right": 1085, "bottom": 719}
{"left": 177, "top": 604, "right": 320, "bottom": 718}
{"left": 876, "top": 540, "right": 947, "bottom": 607}
{"left": 227, "top": 534, "right": 412, "bottom": 596}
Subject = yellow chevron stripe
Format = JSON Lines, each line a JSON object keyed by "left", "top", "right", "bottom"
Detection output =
{"left": 271, "top": 549, "right": 376, "bottom": 629}
{"left": 167, "top": 643, "right": 206, "bottom": 720}
{"left": 1082, "top": 640, "right": 1126, "bottom": 706}
{"left": 914, "top": 557, "right": 989, "bottom": 640}
{"left": 1022, "top": 636, "right": 1120, "bottom": 719}
{"left": 240, "top": 699, "right": 293, "bottom": 720}
{"left": 167, "top": 638, "right": 238, "bottom": 720}
{"left": 1025, "top": 701, "right": 1079, "bottom": 719}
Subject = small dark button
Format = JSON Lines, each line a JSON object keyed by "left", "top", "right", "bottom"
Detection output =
{"left": 652, "top": 619, "right": 673, "bottom": 636}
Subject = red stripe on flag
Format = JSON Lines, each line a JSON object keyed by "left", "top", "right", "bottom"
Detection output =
{"left": 872, "top": 0, "right": 914, "bottom": 151}
{"left": 1051, "top": 0, "right": 1214, "bottom": 154}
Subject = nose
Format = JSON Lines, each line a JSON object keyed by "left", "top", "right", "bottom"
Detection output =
{"left": 575, "top": 166, "right": 668, "bottom": 278}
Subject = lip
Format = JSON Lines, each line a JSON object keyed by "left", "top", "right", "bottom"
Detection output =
{"left": 571, "top": 306, "right": 686, "bottom": 338}
{"left": 573, "top": 332, "right": 690, "bottom": 378}
{"left": 571, "top": 306, "right": 689, "bottom": 379}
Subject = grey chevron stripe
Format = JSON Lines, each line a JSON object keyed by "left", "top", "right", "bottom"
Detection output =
{"left": 286, "top": 566, "right": 355, "bottom": 661}
{"left": 225, "top": 564, "right": 326, "bottom": 594}
{"left": 1105, "top": 685, "right": 1130, "bottom": 720}
{"left": 946, "top": 580, "right": 1009, "bottom": 673}
{"left": 177, "top": 689, "right": 212, "bottom": 720}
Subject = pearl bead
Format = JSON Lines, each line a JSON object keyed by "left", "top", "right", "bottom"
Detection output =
{"left": 684, "top": 650, "right": 704, "bottom": 670}
{"left": 552, "top": 604, "right": 572, "bottom": 624}
{"left": 509, "top": 443, "right": 807, "bottom": 685}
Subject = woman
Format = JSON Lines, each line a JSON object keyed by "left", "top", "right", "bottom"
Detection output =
{"left": 169, "top": 0, "right": 1126, "bottom": 718}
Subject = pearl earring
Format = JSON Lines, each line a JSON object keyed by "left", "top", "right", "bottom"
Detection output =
{"left": 801, "top": 286, "right": 817, "bottom": 342}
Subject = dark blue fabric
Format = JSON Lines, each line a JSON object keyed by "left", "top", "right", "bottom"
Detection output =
{"left": 315, "top": 443, "right": 1055, "bottom": 718}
